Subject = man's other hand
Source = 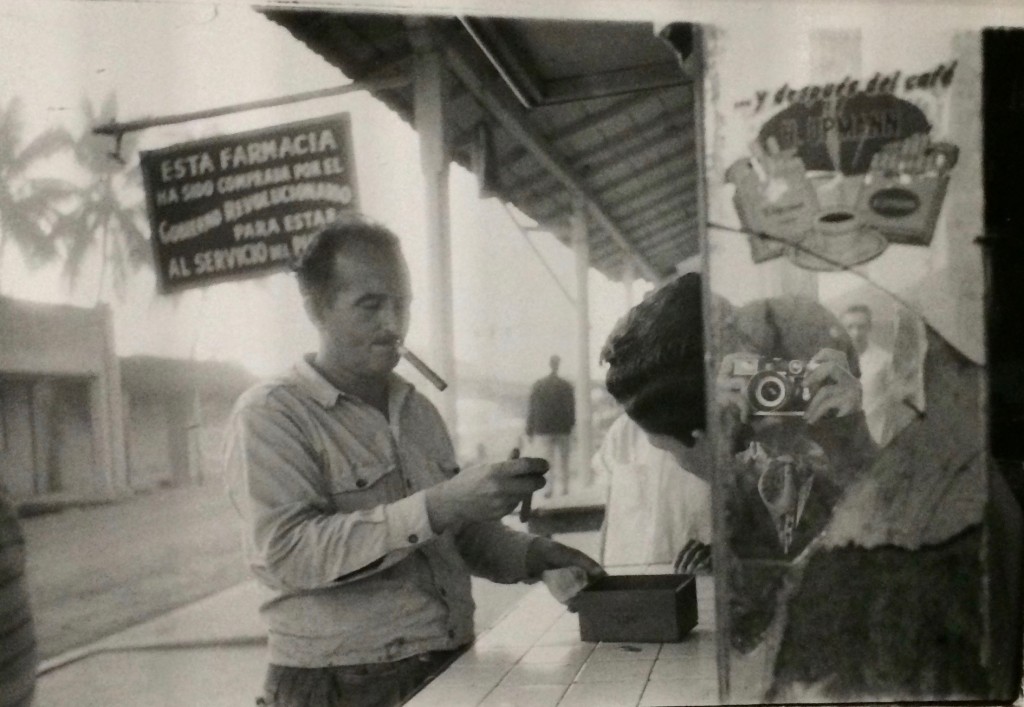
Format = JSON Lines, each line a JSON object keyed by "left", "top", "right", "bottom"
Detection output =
{"left": 525, "top": 536, "right": 606, "bottom": 581}
{"left": 425, "top": 458, "right": 548, "bottom": 532}
{"left": 673, "top": 539, "right": 712, "bottom": 575}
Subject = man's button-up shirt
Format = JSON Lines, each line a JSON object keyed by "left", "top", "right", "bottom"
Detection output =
{"left": 224, "top": 356, "right": 534, "bottom": 667}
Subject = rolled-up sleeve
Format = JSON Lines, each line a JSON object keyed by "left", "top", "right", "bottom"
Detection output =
{"left": 224, "top": 400, "right": 435, "bottom": 591}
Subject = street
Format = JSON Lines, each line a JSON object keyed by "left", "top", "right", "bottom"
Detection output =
{"left": 22, "top": 483, "right": 249, "bottom": 660}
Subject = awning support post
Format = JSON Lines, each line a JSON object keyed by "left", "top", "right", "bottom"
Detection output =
{"left": 412, "top": 26, "right": 458, "bottom": 443}
{"left": 571, "top": 201, "right": 594, "bottom": 488}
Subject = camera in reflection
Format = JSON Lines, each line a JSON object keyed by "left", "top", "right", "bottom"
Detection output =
{"left": 731, "top": 355, "right": 818, "bottom": 416}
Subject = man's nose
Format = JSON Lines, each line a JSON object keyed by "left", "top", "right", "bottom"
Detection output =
{"left": 378, "top": 303, "right": 406, "bottom": 334}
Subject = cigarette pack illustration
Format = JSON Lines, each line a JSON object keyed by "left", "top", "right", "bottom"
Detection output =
{"left": 854, "top": 133, "right": 959, "bottom": 246}
{"left": 727, "top": 141, "right": 820, "bottom": 263}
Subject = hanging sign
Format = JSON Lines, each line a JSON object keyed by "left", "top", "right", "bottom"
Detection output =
{"left": 140, "top": 114, "right": 358, "bottom": 293}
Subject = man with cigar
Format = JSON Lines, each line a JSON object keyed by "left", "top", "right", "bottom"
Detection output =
{"left": 225, "top": 214, "right": 603, "bottom": 707}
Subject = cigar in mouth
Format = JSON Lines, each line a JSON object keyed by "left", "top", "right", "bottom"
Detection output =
{"left": 397, "top": 345, "right": 448, "bottom": 391}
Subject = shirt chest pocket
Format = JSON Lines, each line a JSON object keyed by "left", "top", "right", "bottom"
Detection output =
{"left": 327, "top": 463, "right": 398, "bottom": 514}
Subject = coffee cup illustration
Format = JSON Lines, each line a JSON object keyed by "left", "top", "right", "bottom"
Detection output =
{"left": 788, "top": 209, "right": 887, "bottom": 271}
{"left": 816, "top": 210, "right": 859, "bottom": 248}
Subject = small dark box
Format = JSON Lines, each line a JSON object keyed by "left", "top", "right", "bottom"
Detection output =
{"left": 574, "top": 574, "right": 697, "bottom": 643}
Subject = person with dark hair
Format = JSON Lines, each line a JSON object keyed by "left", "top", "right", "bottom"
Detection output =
{"left": 600, "top": 272, "right": 872, "bottom": 567}
{"left": 225, "top": 213, "right": 603, "bottom": 707}
{"left": 599, "top": 273, "right": 714, "bottom": 572}
{"left": 526, "top": 355, "right": 575, "bottom": 497}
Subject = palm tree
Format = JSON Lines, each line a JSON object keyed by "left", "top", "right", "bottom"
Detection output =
{"left": 0, "top": 97, "right": 76, "bottom": 285}
{"left": 51, "top": 94, "right": 150, "bottom": 302}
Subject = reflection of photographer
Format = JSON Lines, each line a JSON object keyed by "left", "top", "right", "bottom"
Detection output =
{"left": 720, "top": 351, "right": 862, "bottom": 422}
{"left": 713, "top": 297, "right": 878, "bottom": 561}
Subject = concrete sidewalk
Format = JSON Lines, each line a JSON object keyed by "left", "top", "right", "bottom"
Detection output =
{"left": 33, "top": 581, "right": 269, "bottom": 707}
{"left": 31, "top": 530, "right": 598, "bottom": 706}
{"left": 31, "top": 578, "right": 540, "bottom": 706}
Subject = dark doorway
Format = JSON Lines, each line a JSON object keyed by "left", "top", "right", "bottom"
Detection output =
{"left": 0, "top": 375, "right": 95, "bottom": 497}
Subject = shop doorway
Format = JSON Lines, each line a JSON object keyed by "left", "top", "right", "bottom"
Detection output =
{"left": 0, "top": 375, "right": 96, "bottom": 497}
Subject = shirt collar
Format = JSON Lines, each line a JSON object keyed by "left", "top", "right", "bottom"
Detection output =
{"left": 294, "top": 354, "right": 414, "bottom": 410}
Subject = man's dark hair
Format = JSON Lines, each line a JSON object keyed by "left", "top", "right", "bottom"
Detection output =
{"left": 292, "top": 213, "right": 403, "bottom": 319}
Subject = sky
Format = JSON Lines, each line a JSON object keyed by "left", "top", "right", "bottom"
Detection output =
{"left": 0, "top": 0, "right": 651, "bottom": 393}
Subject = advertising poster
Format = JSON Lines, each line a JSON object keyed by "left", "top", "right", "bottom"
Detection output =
{"left": 140, "top": 114, "right": 358, "bottom": 293}
{"left": 702, "top": 26, "right": 1005, "bottom": 703}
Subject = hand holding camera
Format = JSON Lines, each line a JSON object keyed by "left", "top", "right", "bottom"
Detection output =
{"left": 425, "top": 457, "right": 549, "bottom": 532}
{"left": 717, "top": 348, "right": 861, "bottom": 425}
{"left": 801, "top": 348, "right": 862, "bottom": 423}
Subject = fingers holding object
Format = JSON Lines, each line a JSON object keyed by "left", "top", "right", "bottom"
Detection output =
{"left": 494, "top": 457, "right": 550, "bottom": 477}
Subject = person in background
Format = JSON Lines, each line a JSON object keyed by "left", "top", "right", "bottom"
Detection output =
{"left": 526, "top": 355, "right": 576, "bottom": 497}
{"left": 225, "top": 214, "right": 603, "bottom": 707}
{"left": 841, "top": 304, "right": 895, "bottom": 445}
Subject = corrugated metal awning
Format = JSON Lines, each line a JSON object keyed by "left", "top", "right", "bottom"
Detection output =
{"left": 261, "top": 9, "right": 700, "bottom": 282}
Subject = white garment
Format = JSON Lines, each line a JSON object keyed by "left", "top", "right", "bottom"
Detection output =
{"left": 858, "top": 343, "right": 894, "bottom": 445}
{"left": 594, "top": 415, "right": 711, "bottom": 567}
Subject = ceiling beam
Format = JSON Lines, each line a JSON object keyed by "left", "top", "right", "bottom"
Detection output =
{"left": 504, "top": 168, "right": 562, "bottom": 200}
{"left": 629, "top": 217, "right": 695, "bottom": 246}
{"left": 620, "top": 212, "right": 687, "bottom": 244}
{"left": 543, "top": 62, "right": 690, "bottom": 104}
{"left": 613, "top": 181, "right": 698, "bottom": 224}
{"left": 546, "top": 92, "right": 658, "bottom": 143}
{"left": 503, "top": 125, "right": 692, "bottom": 199}
{"left": 581, "top": 131, "right": 694, "bottom": 187}
{"left": 645, "top": 225, "right": 700, "bottom": 252}
{"left": 589, "top": 220, "right": 690, "bottom": 264}
{"left": 598, "top": 157, "right": 693, "bottom": 206}
{"left": 499, "top": 92, "right": 656, "bottom": 177}
{"left": 621, "top": 202, "right": 695, "bottom": 237}
{"left": 574, "top": 120, "right": 693, "bottom": 175}
{"left": 440, "top": 25, "right": 659, "bottom": 281}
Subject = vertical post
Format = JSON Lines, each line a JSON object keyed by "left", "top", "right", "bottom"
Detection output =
{"left": 622, "top": 259, "right": 637, "bottom": 310}
{"left": 99, "top": 302, "right": 127, "bottom": 492}
{"left": 571, "top": 201, "right": 594, "bottom": 487}
{"left": 412, "top": 24, "right": 458, "bottom": 444}
{"left": 188, "top": 389, "right": 204, "bottom": 485}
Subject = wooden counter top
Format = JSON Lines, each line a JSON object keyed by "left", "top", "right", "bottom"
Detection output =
{"left": 407, "top": 572, "right": 717, "bottom": 707}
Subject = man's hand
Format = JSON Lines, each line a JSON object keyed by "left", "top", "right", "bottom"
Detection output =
{"left": 425, "top": 458, "right": 548, "bottom": 533}
{"left": 673, "top": 539, "right": 712, "bottom": 575}
{"left": 525, "top": 536, "right": 605, "bottom": 580}
{"left": 803, "top": 348, "right": 862, "bottom": 424}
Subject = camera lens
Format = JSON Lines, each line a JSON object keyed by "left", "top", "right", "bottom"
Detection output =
{"left": 752, "top": 374, "right": 789, "bottom": 411}
{"left": 758, "top": 380, "right": 783, "bottom": 403}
